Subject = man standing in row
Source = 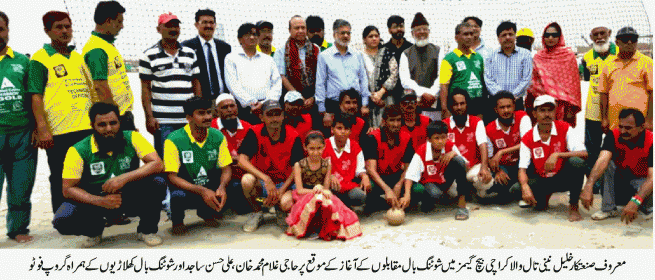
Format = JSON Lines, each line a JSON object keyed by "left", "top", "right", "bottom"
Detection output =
{"left": 384, "top": 15, "right": 413, "bottom": 104}
{"left": 463, "top": 16, "right": 492, "bottom": 61}
{"left": 83, "top": 1, "right": 135, "bottom": 130}
{"left": 0, "top": 11, "right": 37, "bottom": 243}
{"left": 256, "top": 21, "right": 275, "bottom": 57}
{"left": 306, "top": 15, "right": 332, "bottom": 52}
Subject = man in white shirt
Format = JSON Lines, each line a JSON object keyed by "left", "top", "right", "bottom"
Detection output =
{"left": 225, "top": 23, "right": 282, "bottom": 124}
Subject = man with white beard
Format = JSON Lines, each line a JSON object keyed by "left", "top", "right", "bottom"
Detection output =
{"left": 398, "top": 12, "right": 445, "bottom": 121}
{"left": 581, "top": 21, "right": 618, "bottom": 193}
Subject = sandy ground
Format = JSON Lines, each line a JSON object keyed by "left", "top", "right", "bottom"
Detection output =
{"left": 0, "top": 75, "right": 652, "bottom": 249}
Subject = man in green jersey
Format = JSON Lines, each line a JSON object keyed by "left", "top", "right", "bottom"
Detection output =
{"left": 0, "top": 10, "right": 37, "bottom": 243}
{"left": 164, "top": 96, "right": 233, "bottom": 235}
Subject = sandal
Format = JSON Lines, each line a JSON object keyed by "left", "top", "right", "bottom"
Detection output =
{"left": 455, "top": 208, "right": 469, "bottom": 220}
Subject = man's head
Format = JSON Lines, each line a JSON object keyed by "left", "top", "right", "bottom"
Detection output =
{"left": 257, "top": 20, "right": 274, "bottom": 48}
{"left": 617, "top": 108, "right": 645, "bottom": 141}
{"left": 157, "top": 12, "right": 180, "bottom": 41}
{"left": 237, "top": 23, "right": 259, "bottom": 49}
{"left": 411, "top": 12, "right": 430, "bottom": 47}
{"left": 339, "top": 88, "right": 360, "bottom": 115}
{"left": 455, "top": 22, "right": 475, "bottom": 49}
{"left": 387, "top": 15, "right": 405, "bottom": 41}
{"left": 332, "top": 113, "right": 355, "bottom": 142}
{"left": 427, "top": 121, "right": 450, "bottom": 151}
{"left": 532, "top": 95, "right": 557, "bottom": 125}
{"left": 94, "top": 1, "right": 125, "bottom": 36}
{"left": 496, "top": 21, "right": 516, "bottom": 51}
{"left": 284, "top": 91, "right": 304, "bottom": 117}
{"left": 448, "top": 88, "right": 470, "bottom": 117}
{"left": 589, "top": 21, "right": 611, "bottom": 53}
{"left": 184, "top": 96, "right": 213, "bottom": 129}
{"left": 260, "top": 100, "right": 284, "bottom": 130}
{"left": 493, "top": 91, "right": 516, "bottom": 125}
{"left": 194, "top": 9, "right": 216, "bottom": 40}
{"left": 399, "top": 89, "right": 418, "bottom": 114}
{"left": 463, "top": 16, "right": 482, "bottom": 40}
{"left": 43, "top": 11, "right": 73, "bottom": 46}
{"left": 0, "top": 11, "right": 8, "bottom": 52}
{"left": 616, "top": 26, "right": 639, "bottom": 56}
{"left": 216, "top": 94, "right": 238, "bottom": 120}
{"left": 288, "top": 15, "right": 306, "bottom": 42}
{"left": 306, "top": 15, "right": 325, "bottom": 46}
{"left": 333, "top": 19, "right": 351, "bottom": 47}
{"left": 381, "top": 104, "right": 403, "bottom": 134}
{"left": 516, "top": 28, "right": 534, "bottom": 50}
{"left": 89, "top": 102, "right": 121, "bottom": 140}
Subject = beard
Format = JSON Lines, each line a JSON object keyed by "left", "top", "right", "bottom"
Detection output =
{"left": 221, "top": 118, "right": 238, "bottom": 132}
{"left": 335, "top": 38, "right": 349, "bottom": 47}
{"left": 94, "top": 131, "right": 126, "bottom": 154}
{"left": 309, "top": 35, "right": 323, "bottom": 46}
{"left": 592, "top": 40, "right": 610, "bottom": 53}
{"left": 414, "top": 38, "right": 429, "bottom": 47}
{"left": 498, "top": 115, "right": 514, "bottom": 126}
{"left": 391, "top": 32, "right": 404, "bottom": 41}
{"left": 453, "top": 114, "right": 467, "bottom": 127}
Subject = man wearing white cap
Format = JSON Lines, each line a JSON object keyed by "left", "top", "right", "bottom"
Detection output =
{"left": 283, "top": 91, "right": 313, "bottom": 139}
{"left": 514, "top": 95, "right": 588, "bottom": 222}
{"left": 581, "top": 21, "right": 618, "bottom": 193}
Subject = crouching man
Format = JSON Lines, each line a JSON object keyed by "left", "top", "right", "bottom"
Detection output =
{"left": 53, "top": 102, "right": 166, "bottom": 247}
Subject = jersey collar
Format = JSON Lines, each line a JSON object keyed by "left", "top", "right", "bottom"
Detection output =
{"left": 453, "top": 48, "right": 476, "bottom": 58}
{"left": 43, "top": 44, "right": 76, "bottom": 57}
{"left": 184, "top": 124, "right": 209, "bottom": 147}
{"left": 532, "top": 122, "right": 558, "bottom": 145}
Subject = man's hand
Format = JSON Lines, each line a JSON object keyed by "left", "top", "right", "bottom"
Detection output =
{"left": 521, "top": 184, "right": 537, "bottom": 206}
{"left": 35, "top": 127, "right": 54, "bottom": 149}
{"left": 323, "top": 113, "right": 334, "bottom": 128}
{"left": 580, "top": 184, "right": 594, "bottom": 210}
{"left": 250, "top": 102, "right": 263, "bottom": 116}
{"left": 398, "top": 191, "right": 411, "bottom": 209}
{"left": 420, "top": 93, "right": 436, "bottom": 108}
{"left": 146, "top": 117, "right": 159, "bottom": 136}
{"left": 478, "top": 166, "right": 493, "bottom": 184}
{"left": 489, "top": 152, "right": 503, "bottom": 171}
{"left": 438, "top": 151, "right": 457, "bottom": 167}
{"left": 98, "top": 194, "right": 122, "bottom": 209}
{"left": 442, "top": 109, "right": 451, "bottom": 120}
{"left": 303, "top": 97, "right": 315, "bottom": 109}
{"left": 544, "top": 153, "right": 559, "bottom": 172}
{"left": 215, "top": 186, "right": 227, "bottom": 210}
{"left": 620, "top": 201, "right": 640, "bottom": 224}
{"left": 494, "top": 169, "right": 510, "bottom": 185}
{"left": 385, "top": 188, "right": 399, "bottom": 208}
{"left": 361, "top": 106, "right": 370, "bottom": 118}
{"left": 328, "top": 175, "right": 341, "bottom": 192}
{"left": 201, "top": 187, "right": 222, "bottom": 212}
{"left": 360, "top": 175, "right": 371, "bottom": 193}
{"left": 601, "top": 117, "right": 610, "bottom": 134}
{"left": 101, "top": 176, "right": 127, "bottom": 194}
{"left": 262, "top": 179, "right": 279, "bottom": 207}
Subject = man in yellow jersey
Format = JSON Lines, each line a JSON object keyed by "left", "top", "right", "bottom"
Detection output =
{"left": 28, "top": 11, "right": 94, "bottom": 215}
{"left": 82, "top": 1, "right": 135, "bottom": 131}
{"left": 0, "top": 11, "right": 37, "bottom": 243}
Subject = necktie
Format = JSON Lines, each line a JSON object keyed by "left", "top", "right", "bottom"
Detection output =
{"left": 206, "top": 42, "right": 220, "bottom": 97}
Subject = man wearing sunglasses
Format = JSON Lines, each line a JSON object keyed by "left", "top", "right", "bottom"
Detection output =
{"left": 598, "top": 27, "right": 653, "bottom": 133}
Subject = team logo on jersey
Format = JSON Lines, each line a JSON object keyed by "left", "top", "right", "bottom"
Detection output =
{"left": 1, "top": 77, "right": 15, "bottom": 89}
{"left": 467, "top": 132, "right": 475, "bottom": 143}
{"left": 182, "top": 151, "right": 194, "bottom": 163}
{"left": 12, "top": 101, "right": 22, "bottom": 111}
{"left": 533, "top": 147, "right": 544, "bottom": 159}
{"left": 114, "top": 56, "right": 123, "bottom": 69}
{"left": 455, "top": 61, "right": 467, "bottom": 71}
{"left": 119, "top": 156, "right": 131, "bottom": 170}
{"left": 474, "top": 60, "right": 481, "bottom": 69}
{"left": 590, "top": 64, "right": 598, "bottom": 75}
{"left": 90, "top": 162, "right": 106, "bottom": 175}
{"left": 448, "top": 133, "right": 455, "bottom": 142}
{"left": 341, "top": 159, "right": 351, "bottom": 171}
{"left": 194, "top": 166, "right": 210, "bottom": 185}
{"left": 207, "top": 149, "right": 218, "bottom": 161}
{"left": 10, "top": 64, "right": 24, "bottom": 73}
{"left": 495, "top": 139, "right": 507, "bottom": 149}
{"left": 53, "top": 64, "right": 68, "bottom": 78}
{"left": 426, "top": 164, "right": 437, "bottom": 175}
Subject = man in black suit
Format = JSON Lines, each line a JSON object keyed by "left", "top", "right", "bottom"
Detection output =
{"left": 182, "top": 9, "right": 231, "bottom": 116}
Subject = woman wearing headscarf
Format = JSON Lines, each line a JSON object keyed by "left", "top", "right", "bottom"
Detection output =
{"left": 527, "top": 22, "right": 581, "bottom": 127}
{"left": 361, "top": 25, "right": 399, "bottom": 129}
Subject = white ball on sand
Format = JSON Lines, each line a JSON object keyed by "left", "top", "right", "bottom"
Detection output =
{"left": 385, "top": 208, "right": 405, "bottom": 226}
{"left": 466, "top": 164, "right": 495, "bottom": 198}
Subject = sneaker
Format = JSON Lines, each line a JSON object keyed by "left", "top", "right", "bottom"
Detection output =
{"left": 137, "top": 233, "right": 163, "bottom": 247}
{"left": 591, "top": 210, "right": 620, "bottom": 220}
{"left": 243, "top": 211, "right": 264, "bottom": 232}
{"left": 518, "top": 200, "right": 531, "bottom": 208}
{"left": 81, "top": 235, "right": 102, "bottom": 248}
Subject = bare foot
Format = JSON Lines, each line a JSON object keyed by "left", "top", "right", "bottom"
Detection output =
{"left": 568, "top": 205, "right": 583, "bottom": 222}
{"left": 12, "top": 234, "right": 34, "bottom": 243}
{"left": 171, "top": 224, "right": 188, "bottom": 235}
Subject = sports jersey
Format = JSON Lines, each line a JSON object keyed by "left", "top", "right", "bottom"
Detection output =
{"left": 0, "top": 47, "right": 30, "bottom": 134}
{"left": 211, "top": 118, "right": 251, "bottom": 179}
{"left": 401, "top": 114, "right": 430, "bottom": 151}
{"left": 485, "top": 110, "right": 528, "bottom": 166}
{"left": 440, "top": 48, "right": 485, "bottom": 98}
{"left": 323, "top": 137, "right": 365, "bottom": 192}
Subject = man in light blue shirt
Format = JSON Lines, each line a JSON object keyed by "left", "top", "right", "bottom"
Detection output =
{"left": 463, "top": 16, "right": 493, "bottom": 61}
{"left": 484, "top": 21, "right": 532, "bottom": 111}
{"left": 315, "top": 19, "right": 369, "bottom": 129}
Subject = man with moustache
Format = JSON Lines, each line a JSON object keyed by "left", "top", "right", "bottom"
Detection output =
{"left": 83, "top": 1, "right": 136, "bottom": 131}
{"left": 440, "top": 22, "right": 485, "bottom": 120}
{"left": 580, "top": 21, "right": 618, "bottom": 193}
{"left": 29, "top": 11, "right": 95, "bottom": 216}
{"left": 273, "top": 15, "right": 320, "bottom": 110}
{"left": 182, "top": 9, "right": 232, "bottom": 113}
{"left": 306, "top": 15, "right": 332, "bottom": 52}
{"left": 283, "top": 91, "right": 313, "bottom": 139}
{"left": 256, "top": 21, "right": 275, "bottom": 56}
{"left": 516, "top": 28, "right": 535, "bottom": 54}
{"left": 399, "top": 90, "right": 431, "bottom": 151}
{"left": 165, "top": 97, "right": 233, "bottom": 234}
{"left": 484, "top": 21, "right": 532, "bottom": 111}
{"left": 0, "top": 11, "right": 37, "bottom": 243}
{"left": 225, "top": 23, "right": 282, "bottom": 125}
{"left": 462, "top": 16, "right": 492, "bottom": 61}
{"left": 398, "top": 12, "right": 443, "bottom": 121}
{"left": 384, "top": 15, "right": 413, "bottom": 103}
{"left": 316, "top": 19, "right": 370, "bottom": 131}
{"left": 53, "top": 102, "right": 165, "bottom": 247}
{"left": 581, "top": 109, "right": 652, "bottom": 223}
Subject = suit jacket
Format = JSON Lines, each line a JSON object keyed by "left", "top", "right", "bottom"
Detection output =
{"left": 182, "top": 36, "right": 232, "bottom": 99}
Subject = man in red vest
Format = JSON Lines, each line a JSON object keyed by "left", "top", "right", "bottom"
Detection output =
{"left": 515, "top": 95, "right": 588, "bottom": 222}
{"left": 400, "top": 90, "right": 431, "bottom": 151}
{"left": 237, "top": 100, "right": 304, "bottom": 232}
{"left": 363, "top": 105, "right": 415, "bottom": 211}
{"left": 283, "top": 91, "right": 313, "bottom": 140}
{"left": 322, "top": 89, "right": 369, "bottom": 144}
{"left": 581, "top": 108, "right": 652, "bottom": 224}
{"left": 485, "top": 91, "right": 532, "bottom": 201}
{"left": 405, "top": 121, "right": 472, "bottom": 218}
{"left": 210, "top": 94, "right": 252, "bottom": 214}
{"left": 323, "top": 113, "right": 370, "bottom": 207}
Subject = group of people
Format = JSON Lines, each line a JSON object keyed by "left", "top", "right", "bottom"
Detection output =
{"left": 0, "top": 1, "right": 652, "bottom": 248}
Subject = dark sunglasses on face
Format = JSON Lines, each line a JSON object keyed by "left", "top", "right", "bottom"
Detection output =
{"left": 618, "top": 35, "right": 638, "bottom": 43}
{"left": 543, "top": 32, "right": 561, "bottom": 38}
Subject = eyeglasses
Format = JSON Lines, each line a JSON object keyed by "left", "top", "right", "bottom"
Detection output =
{"left": 401, "top": 99, "right": 417, "bottom": 105}
{"left": 543, "top": 32, "right": 560, "bottom": 38}
{"left": 617, "top": 35, "right": 638, "bottom": 43}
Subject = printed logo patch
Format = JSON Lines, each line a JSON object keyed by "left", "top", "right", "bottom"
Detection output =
{"left": 456, "top": 61, "right": 467, "bottom": 71}
{"left": 1, "top": 77, "right": 15, "bottom": 89}
{"left": 182, "top": 151, "right": 194, "bottom": 163}
{"left": 426, "top": 164, "right": 437, "bottom": 176}
{"left": 113, "top": 56, "right": 123, "bottom": 69}
{"left": 53, "top": 64, "right": 68, "bottom": 78}
{"left": 10, "top": 64, "right": 24, "bottom": 73}
{"left": 119, "top": 156, "right": 131, "bottom": 170}
{"left": 474, "top": 60, "right": 481, "bottom": 69}
{"left": 90, "top": 162, "right": 106, "bottom": 175}
{"left": 207, "top": 149, "right": 218, "bottom": 161}
{"left": 495, "top": 139, "right": 507, "bottom": 149}
{"left": 533, "top": 147, "right": 545, "bottom": 159}
{"left": 590, "top": 64, "right": 598, "bottom": 75}
{"left": 447, "top": 133, "right": 455, "bottom": 142}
